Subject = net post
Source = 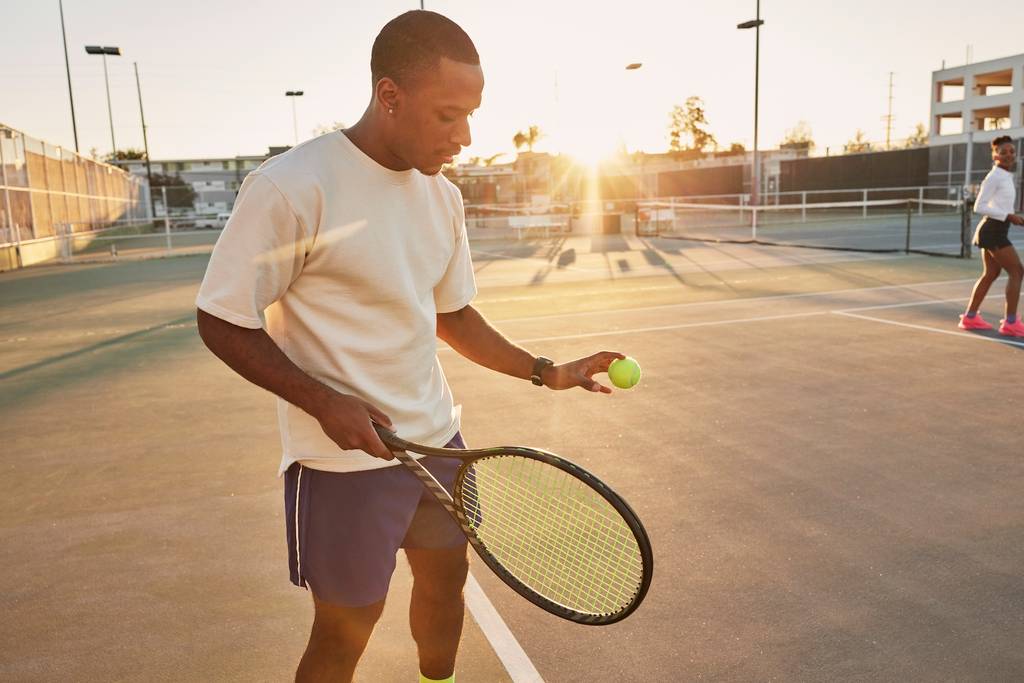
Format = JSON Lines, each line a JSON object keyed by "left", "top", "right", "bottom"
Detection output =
{"left": 917, "top": 187, "right": 924, "bottom": 215}
{"left": 801, "top": 191, "right": 807, "bottom": 222}
{"left": 13, "top": 223, "right": 23, "bottom": 269}
{"left": 60, "top": 223, "right": 70, "bottom": 263}
{"left": 961, "top": 197, "right": 971, "bottom": 259}
{"left": 904, "top": 201, "right": 912, "bottom": 254}
{"left": 862, "top": 190, "right": 868, "bottom": 219}
{"left": 161, "top": 186, "right": 171, "bottom": 252}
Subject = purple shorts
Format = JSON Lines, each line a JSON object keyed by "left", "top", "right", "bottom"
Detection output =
{"left": 284, "top": 433, "right": 466, "bottom": 607}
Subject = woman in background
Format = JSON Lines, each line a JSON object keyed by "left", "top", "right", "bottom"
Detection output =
{"left": 959, "top": 135, "right": 1024, "bottom": 336}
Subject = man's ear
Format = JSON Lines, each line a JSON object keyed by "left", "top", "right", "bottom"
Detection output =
{"left": 376, "top": 77, "right": 400, "bottom": 113}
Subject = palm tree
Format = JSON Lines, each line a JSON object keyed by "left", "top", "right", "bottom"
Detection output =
{"left": 513, "top": 125, "right": 542, "bottom": 153}
{"left": 844, "top": 129, "right": 873, "bottom": 154}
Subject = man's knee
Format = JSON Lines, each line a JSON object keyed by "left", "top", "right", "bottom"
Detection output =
{"left": 310, "top": 595, "right": 386, "bottom": 647}
{"left": 408, "top": 547, "right": 470, "bottom": 600}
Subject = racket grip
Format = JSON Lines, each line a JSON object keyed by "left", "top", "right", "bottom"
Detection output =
{"left": 372, "top": 422, "right": 405, "bottom": 451}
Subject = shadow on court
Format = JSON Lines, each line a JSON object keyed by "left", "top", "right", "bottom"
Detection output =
{"left": 2, "top": 241, "right": 1021, "bottom": 681}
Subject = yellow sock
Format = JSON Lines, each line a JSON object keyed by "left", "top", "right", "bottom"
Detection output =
{"left": 419, "top": 674, "right": 454, "bottom": 683}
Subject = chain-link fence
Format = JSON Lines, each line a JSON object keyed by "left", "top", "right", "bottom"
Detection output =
{"left": 1, "top": 123, "right": 148, "bottom": 268}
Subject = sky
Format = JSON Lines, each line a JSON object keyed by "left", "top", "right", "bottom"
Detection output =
{"left": 2, "top": 0, "right": 1022, "bottom": 164}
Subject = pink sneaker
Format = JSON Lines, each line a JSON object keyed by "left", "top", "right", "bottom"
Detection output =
{"left": 998, "top": 318, "right": 1024, "bottom": 337}
{"left": 958, "top": 314, "right": 993, "bottom": 331}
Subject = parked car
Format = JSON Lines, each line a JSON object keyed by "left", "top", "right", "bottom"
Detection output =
{"left": 194, "top": 212, "right": 231, "bottom": 229}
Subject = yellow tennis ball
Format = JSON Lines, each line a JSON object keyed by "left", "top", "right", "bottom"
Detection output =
{"left": 608, "top": 357, "right": 641, "bottom": 389}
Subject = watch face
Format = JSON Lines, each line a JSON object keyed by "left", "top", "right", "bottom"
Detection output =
{"left": 531, "top": 357, "right": 552, "bottom": 386}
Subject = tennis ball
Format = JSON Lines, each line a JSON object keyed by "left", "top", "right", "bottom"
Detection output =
{"left": 607, "top": 357, "right": 642, "bottom": 389}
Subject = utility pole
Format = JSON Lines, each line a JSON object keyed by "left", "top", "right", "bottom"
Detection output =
{"left": 134, "top": 62, "right": 156, "bottom": 220}
{"left": 737, "top": 2, "right": 765, "bottom": 209}
{"left": 59, "top": 0, "right": 79, "bottom": 153}
{"left": 883, "top": 72, "right": 895, "bottom": 149}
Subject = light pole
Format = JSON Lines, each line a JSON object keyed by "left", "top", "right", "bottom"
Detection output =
{"left": 59, "top": 0, "right": 79, "bottom": 153}
{"left": 285, "top": 90, "right": 304, "bottom": 146}
{"left": 624, "top": 63, "right": 646, "bottom": 192}
{"left": 134, "top": 62, "right": 156, "bottom": 220}
{"left": 622, "top": 63, "right": 643, "bottom": 154}
{"left": 738, "top": 4, "right": 764, "bottom": 208}
{"left": 85, "top": 45, "right": 122, "bottom": 157}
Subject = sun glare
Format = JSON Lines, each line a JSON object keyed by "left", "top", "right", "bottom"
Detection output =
{"left": 555, "top": 134, "right": 621, "bottom": 169}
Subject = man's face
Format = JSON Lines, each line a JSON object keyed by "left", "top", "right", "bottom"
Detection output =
{"left": 391, "top": 57, "right": 484, "bottom": 175}
{"left": 994, "top": 142, "right": 1017, "bottom": 171}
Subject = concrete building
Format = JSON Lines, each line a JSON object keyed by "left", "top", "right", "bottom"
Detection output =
{"left": 931, "top": 53, "right": 1023, "bottom": 143}
{"left": 929, "top": 53, "right": 1024, "bottom": 191}
{"left": 115, "top": 147, "right": 288, "bottom": 216}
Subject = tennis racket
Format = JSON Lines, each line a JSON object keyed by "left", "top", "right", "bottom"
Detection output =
{"left": 374, "top": 423, "right": 653, "bottom": 625}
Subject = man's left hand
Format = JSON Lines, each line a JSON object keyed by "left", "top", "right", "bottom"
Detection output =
{"left": 541, "top": 351, "right": 626, "bottom": 394}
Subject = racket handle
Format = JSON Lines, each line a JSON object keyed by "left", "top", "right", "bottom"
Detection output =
{"left": 373, "top": 422, "right": 413, "bottom": 452}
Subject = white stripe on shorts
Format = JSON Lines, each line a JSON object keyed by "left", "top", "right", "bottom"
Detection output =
{"left": 295, "top": 464, "right": 304, "bottom": 584}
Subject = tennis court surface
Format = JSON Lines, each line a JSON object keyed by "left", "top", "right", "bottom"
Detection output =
{"left": 2, "top": 234, "right": 1021, "bottom": 681}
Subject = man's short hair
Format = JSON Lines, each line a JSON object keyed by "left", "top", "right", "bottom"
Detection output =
{"left": 371, "top": 10, "right": 479, "bottom": 88}
{"left": 992, "top": 135, "right": 1013, "bottom": 148}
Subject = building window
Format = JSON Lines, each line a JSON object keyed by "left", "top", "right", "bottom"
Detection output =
{"left": 973, "top": 69, "right": 1013, "bottom": 97}
{"left": 974, "top": 105, "right": 1011, "bottom": 131}
{"left": 936, "top": 79, "right": 964, "bottom": 103}
{"left": 936, "top": 113, "right": 963, "bottom": 136}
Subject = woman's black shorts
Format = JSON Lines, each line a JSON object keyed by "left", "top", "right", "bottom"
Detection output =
{"left": 973, "top": 217, "right": 1012, "bottom": 251}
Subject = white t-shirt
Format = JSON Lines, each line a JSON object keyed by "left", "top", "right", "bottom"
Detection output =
{"left": 974, "top": 165, "right": 1017, "bottom": 222}
{"left": 196, "top": 131, "right": 477, "bottom": 474}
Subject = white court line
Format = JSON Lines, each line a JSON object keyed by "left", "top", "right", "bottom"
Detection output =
{"left": 473, "top": 247, "right": 917, "bottom": 286}
{"left": 439, "top": 310, "right": 828, "bottom": 349}
{"left": 464, "top": 572, "right": 545, "bottom": 683}
{"left": 485, "top": 278, "right": 977, "bottom": 324}
{"left": 837, "top": 297, "right": 965, "bottom": 313}
{"left": 832, "top": 311, "right": 1024, "bottom": 349}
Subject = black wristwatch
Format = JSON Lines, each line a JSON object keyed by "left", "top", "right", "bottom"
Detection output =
{"left": 530, "top": 356, "right": 554, "bottom": 386}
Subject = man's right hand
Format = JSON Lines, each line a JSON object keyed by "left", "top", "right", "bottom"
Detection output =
{"left": 311, "top": 391, "right": 395, "bottom": 461}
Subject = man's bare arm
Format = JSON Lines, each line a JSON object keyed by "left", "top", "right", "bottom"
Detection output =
{"left": 195, "top": 309, "right": 393, "bottom": 459}
{"left": 436, "top": 305, "right": 623, "bottom": 393}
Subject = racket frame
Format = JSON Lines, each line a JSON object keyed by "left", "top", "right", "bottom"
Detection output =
{"left": 376, "top": 425, "right": 653, "bottom": 625}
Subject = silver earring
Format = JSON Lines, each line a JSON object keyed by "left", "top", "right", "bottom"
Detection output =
{"left": 388, "top": 108, "right": 394, "bottom": 114}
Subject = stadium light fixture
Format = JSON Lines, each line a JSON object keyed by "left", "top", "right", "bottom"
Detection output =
{"left": 737, "top": 4, "right": 764, "bottom": 211}
{"left": 285, "top": 91, "right": 304, "bottom": 145}
{"left": 85, "top": 45, "right": 123, "bottom": 157}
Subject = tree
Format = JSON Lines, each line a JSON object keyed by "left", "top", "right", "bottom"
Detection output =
{"left": 313, "top": 121, "right": 346, "bottom": 137}
{"left": 513, "top": 125, "right": 542, "bottom": 153}
{"left": 667, "top": 96, "right": 717, "bottom": 156}
{"left": 904, "top": 122, "right": 928, "bottom": 148}
{"left": 844, "top": 129, "right": 873, "bottom": 154}
{"left": 780, "top": 121, "right": 815, "bottom": 152}
{"left": 107, "top": 148, "right": 147, "bottom": 161}
{"left": 149, "top": 172, "right": 196, "bottom": 209}
{"left": 722, "top": 142, "right": 746, "bottom": 156}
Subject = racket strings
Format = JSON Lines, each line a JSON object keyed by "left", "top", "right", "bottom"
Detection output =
{"left": 471, "top": 460, "right": 642, "bottom": 613}
{"left": 460, "top": 455, "right": 644, "bottom": 615}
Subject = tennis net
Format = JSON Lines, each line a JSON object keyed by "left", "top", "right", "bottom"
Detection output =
{"left": 635, "top": 198, "right": 969, "bottom": 257}
{"left": 50, "top": 218, "right": 222, "bottom": 263}
{"left": 465, "top": 204, "right": 571, "bottom": 240}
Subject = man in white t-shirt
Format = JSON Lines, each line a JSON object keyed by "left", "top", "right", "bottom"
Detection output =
{"left": 196, "top": 10, "right": 625, "bottom": 683}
